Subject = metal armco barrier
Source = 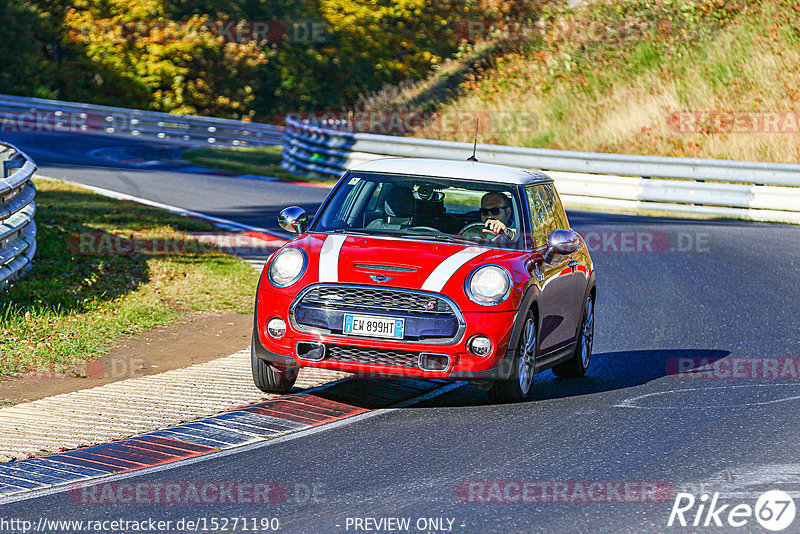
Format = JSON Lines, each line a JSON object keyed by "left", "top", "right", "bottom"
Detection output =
{"left": 282, "top": 117, "right": 800, "bottom": 224}
{"left": 0, "top": 94, "right": 284, "bottom": 147}
{"left": 0, "top": 142, "right": 37, "bottom": 288}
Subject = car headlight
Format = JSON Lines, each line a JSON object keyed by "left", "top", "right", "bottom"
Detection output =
{"left": 466, "top": 265, "right": 511, "bottom": 305}
{"left": 268, "top": 247, "right": 307, "bottom": 287}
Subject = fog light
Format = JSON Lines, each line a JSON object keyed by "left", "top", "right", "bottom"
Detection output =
{"left": 468, "top": 336, "right": 492, "bottom": 357}
{"left": 267, "top": 318, "right": 286, "bottom": 338}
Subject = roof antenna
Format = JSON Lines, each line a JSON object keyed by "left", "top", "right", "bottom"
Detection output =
{"left": 467, "top": 118, "right": 479, "bottom": 162}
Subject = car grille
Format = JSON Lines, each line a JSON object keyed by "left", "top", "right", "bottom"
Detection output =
{"left": 325, "top": 344, "right": 420, "bottom": 368}
{"left": 300, "top": 285, "right": 451, "bottom": 313}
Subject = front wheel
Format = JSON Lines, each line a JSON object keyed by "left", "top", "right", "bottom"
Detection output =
{"left": 251, "top": 332, "right": 299, "bottom": 393}
{"left": 488, "top": 311, "right": 537, "bottom": 403}
{"left": 552, "top": 294, "right": 594, "bottom": 378}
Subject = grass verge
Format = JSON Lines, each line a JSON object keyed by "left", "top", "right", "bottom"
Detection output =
{"left": 182, "top": 145, "right": 337, "bottom": 186}
{"left": 404, "top": 0, "right": 800, "bottom": 164}
{"left": 0, "top": 178, "right": 260, "bottom": 380}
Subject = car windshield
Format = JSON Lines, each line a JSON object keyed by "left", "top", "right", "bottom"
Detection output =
{"left": 311, "top": 171, "right": 528, "bottom": 250}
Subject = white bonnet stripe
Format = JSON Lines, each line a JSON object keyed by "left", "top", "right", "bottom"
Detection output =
{"left": 319, "top": 235, "right": 347, "bottom": 282}
{"left": 421, "top": 247, "right": 489, "bottom": 292}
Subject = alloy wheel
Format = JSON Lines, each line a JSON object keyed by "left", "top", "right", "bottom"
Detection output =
{"left": 580, "top": 297, "right": 594, "bottom": 368}
{"left": 518, "top": 317, "right": 537, "bottom": 395}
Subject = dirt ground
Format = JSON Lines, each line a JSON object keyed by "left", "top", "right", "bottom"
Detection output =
{"left": 0, "top": 312, "right": 253, "bottom": 405}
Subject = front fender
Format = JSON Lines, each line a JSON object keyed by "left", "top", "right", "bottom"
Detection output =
{"left": 252, "top": 270, "right": 298, "bottom": 367}
{"left": 448, "top": 279, "right": 541, "bottom": 380}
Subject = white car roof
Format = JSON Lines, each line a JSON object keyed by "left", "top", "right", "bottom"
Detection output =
{"left": 349, "top": 158, "right": 552, "bottom": 185}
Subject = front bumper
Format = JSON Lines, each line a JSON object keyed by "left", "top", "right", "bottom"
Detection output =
{"left": 256, "top": 287, "right": 517, "bottom": 380}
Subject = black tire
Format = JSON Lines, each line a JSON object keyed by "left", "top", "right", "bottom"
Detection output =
{"left": 552, "top": 294, "right": 594, "bottom": 378}
{"left": 251, "top": 331, "right": 299, "bottom": 393}
{"left": 488, "top": 310, "right": 538, "bottom": 403}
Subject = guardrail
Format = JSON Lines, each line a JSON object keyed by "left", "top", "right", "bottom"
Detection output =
{"left": 0, "top": 94, "right": 284, "bottom": 147}
{"left": 282, "top": 117, "right": 800, "bottom": 224}
{"left": 0, "top": 142, "right": 37, "bottom": 288}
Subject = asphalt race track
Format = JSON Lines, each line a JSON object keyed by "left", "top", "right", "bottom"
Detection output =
{"left": 1, "top": 131, "right": 329, "bottom": 232}
{"left": 2, "top": 132, "right": 800, "bottom": 533}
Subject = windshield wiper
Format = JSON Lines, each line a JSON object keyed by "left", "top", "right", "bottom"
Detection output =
{"left": 422, "top": 234, "right": 476, "bottom": 244}
{"left": 327, "top": 229, "right": 371, "bottom": 235}
{"left": 327, "top": 228, "right": 399, "bottom": 238}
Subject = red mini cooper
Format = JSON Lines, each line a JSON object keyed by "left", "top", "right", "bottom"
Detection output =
{"left": 252, "top": 158, "right": 595, "bottom": 402}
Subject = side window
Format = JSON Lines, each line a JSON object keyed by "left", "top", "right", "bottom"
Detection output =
{"left": 526, "top": 184, "right": 558, "bottom": 247}
{"left": 544, "top": 183, "right": 570, "bottom": 231}
{"left": 338, "top": 179, "right": 366, "bottom": 223}
{"left": 356, "top": 181, "right": 383, "bottom": 227}
{"left": 320, "top": 178, "right": 375, "bottom": 228}
{"left": 365, "top": 182, "right": 384, "bottom": 211}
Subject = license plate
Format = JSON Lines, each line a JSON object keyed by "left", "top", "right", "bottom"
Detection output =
{"left": 343, "top": 314, "right": 404, "bottom": 339}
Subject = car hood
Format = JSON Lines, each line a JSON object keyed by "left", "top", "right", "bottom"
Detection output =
{"left": 289, "top": 233, "right": 512, "bottom": 291}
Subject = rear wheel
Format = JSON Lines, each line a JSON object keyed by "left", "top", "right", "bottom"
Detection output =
{"left": 552, "top": 294, "right": 594, "bottom": 378}
{"left": 488, "top": 311, "right": 537, "bottom": 403}
{"left": 251, "top": 331, "right": 299, "bottom": 393}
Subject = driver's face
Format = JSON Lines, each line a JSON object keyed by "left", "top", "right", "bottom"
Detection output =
{"left": 480, "top": 197, "right": 511, "bottom": 224}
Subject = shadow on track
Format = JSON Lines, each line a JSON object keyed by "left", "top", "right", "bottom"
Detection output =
{"left": 299, "top": 348, "right": 731, "bottom": 409}
{"left": 526, "top": 348, "right": 731, "bottom": 402}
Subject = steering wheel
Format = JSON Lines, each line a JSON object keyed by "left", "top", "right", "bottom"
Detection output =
{"left": 459, "top": 222, "right": 503, "bottom": 242}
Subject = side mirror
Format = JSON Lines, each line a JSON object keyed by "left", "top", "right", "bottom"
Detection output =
{"left": 278, "top": 206, "right": 308, "bottom": 235}
{"left": 542, "top": 229, "right": 581, "bottom": 263}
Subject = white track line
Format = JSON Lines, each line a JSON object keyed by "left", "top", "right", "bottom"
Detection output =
{"left": 35, "top": 175, "right": 288, "bottom": 239}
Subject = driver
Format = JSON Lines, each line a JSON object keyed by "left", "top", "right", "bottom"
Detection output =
{"left": 461, "top": 192, "right": 517, "bottom": 242}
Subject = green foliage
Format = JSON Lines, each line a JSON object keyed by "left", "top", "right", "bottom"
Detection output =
{"left": 61, "top": 1, "right": 268, "bottom": 117}
{"left": 417, "top": 0, "right": 800, "bottom": 163}
{"left": 265, "top": 0, "right": 474, "bottom": 112}
{"left": 459, "top": 0, "right": 752, "bottom": 115}
{"left": 0, "top": 0, "right": 47, "bottom": 96}
{"left": 2, "top": 0, "right": 539, "bottom": 118}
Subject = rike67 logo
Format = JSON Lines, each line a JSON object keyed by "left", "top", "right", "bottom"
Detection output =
{"left": 668, "top": 490, "right": 796, "bottom": 531}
